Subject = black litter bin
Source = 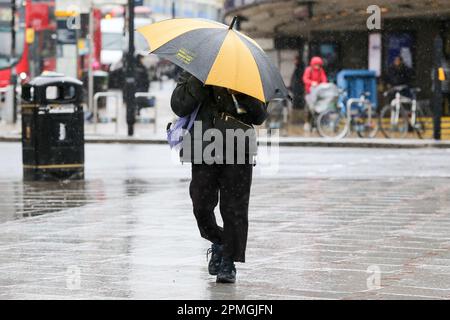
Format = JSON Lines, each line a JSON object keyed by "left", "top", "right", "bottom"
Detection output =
{"left": 21, "top": 73, "right": 85, "bottom": 181}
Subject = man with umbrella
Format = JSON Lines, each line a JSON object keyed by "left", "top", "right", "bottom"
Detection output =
{"left": 138, "top": 17, "right": 288, "bottom": 283}
{"left": 171, "top": 71, "right": 267, "bottom": 283}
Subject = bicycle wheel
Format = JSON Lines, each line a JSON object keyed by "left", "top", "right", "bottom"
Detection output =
{"left": 317, "top": 109, "right": 348, "bottom": 139}
{"left": 356, "top": 110, "right": 379, "bottom": 138}
{"left": 411, "top": 106, "right": 427, "bottom": 139}
{"left": 379, "top": 105, "right": 408, "bottom": 139}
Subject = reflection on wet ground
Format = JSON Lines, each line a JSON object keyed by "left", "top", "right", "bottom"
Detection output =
{"left": 0, "top": 179, "right": 153, "bottom": 223}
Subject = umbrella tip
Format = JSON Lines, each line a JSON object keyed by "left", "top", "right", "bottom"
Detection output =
{"left": 229, "top": 16, "right": 238, "bottom": 30}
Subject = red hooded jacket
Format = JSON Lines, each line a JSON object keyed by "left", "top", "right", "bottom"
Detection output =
{"left": 302, "top": 56, "right": 328, "bottom": 94}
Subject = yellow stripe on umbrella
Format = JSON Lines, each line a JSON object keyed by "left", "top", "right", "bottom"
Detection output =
{"left": 205, "top": 31, "right": 265, "bottom": 103}
{"left": 136, "top": 18, "right": 224, "bottom": 52}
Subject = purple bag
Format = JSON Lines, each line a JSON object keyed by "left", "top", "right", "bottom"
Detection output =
{"left": 167, "top": 105, "right": 200, "bottom": 149}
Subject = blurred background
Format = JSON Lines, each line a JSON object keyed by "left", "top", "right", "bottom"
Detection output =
{"left": 1, "top": 0, "right": 450, "bottom": 140}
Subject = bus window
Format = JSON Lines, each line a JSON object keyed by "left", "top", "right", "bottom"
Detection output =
{"left": 41, "top": 29, "right": 56, "bottom": 62}
{"left": 0, "top": 3, "right": 13, "bottom": 69}
{"left": 0, "top": 0, "right": 25, "bottom": 70}
{"left": 102, "top": 32, "right": 124, "bottom": 51}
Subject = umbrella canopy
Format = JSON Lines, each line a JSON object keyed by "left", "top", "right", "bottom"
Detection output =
{"left": 136, "top": 18, "right": 288, "bottom": 103}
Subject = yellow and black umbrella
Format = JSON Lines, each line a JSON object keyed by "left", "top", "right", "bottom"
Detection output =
{"left": 136, "top": 17, "right": 288, "bottom": 103}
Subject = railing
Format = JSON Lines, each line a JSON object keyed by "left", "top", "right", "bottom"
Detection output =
{"left": 135, "top": 92, "right": 157, "bottom": 134}
{"left": 93, "top": 91, "right": 122, "bottom": 134}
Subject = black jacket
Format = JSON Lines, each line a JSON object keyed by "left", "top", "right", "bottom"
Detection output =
{"left": 385, "top": 64, "right": 414, "bottom": 87}
{"left": 170, "top": 71, "right": 268, "bottom": 164}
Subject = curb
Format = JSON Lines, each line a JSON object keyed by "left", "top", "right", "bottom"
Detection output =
{"left": 0, "top": 135, "right": 168, "bottom": 145}
{"left": 1, "top": 135, "right": 450, "bottom": 148}
{"left": 0, "top": 136, "right": 20, "bottom": 143}
{"left": 260, "top": 139, "right": 450, "bottom": 149}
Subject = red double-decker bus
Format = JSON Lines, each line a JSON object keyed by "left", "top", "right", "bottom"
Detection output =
{"left": 0, "top": 0, "right": 25, "bottom": 88}
{"left": 0, "top": 0, "right": 56, "bottom": 88}
{"left": 26, "top": 0, "right": 56, "bottom": 79}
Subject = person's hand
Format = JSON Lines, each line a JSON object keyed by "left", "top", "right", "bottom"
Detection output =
{"left": 311, "top": 81, "right": 318, "bottom": 86}
{"left": 187, "top": 76, "right": 207, "bottom": 102}
{"left": 214, "top": 87, "right": 233, "bottom": 106}
{"left": 177, "top": 70, "right": 191, "bottom": 83}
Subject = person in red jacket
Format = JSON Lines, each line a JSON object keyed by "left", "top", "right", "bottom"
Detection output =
{"left": 302, "top": 56, "right": 328, "bottom": 94}
{"left": 302, "top": 56, "right": 328, "bottom": 132}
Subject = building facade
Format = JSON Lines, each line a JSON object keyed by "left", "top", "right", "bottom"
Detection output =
{"left": 224, "top": 0, "right": 450, "bottom": 109}
{"left": 144, "top": 0, "right": 224, "bottom": 21}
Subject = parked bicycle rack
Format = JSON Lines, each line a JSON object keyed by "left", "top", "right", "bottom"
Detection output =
{"left": 135, "top": 92, "right": 157, "bottom": 134}
{"left": 346, "top": 96, "right": 374, "bottom": 135}
{"left": 93, "top": 91, "right": 122, "bottom": 133}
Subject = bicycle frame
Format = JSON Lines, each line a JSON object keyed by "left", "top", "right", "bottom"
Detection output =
{"left": 389, "top": 92, "right": 417, "bottom": 126}
{"left": 317, "top": 90, "right": 376, "bottom": 139}
{"left": 411, "top": 97, "right": 417, "bottom": 126}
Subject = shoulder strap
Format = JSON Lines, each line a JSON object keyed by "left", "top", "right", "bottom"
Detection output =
{"left": 186, "top": 104, "right": 201, "bottom": 131}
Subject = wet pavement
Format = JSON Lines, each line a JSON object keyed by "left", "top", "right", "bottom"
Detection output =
{"left": 1, "top": 142, "right": 450, "bottom": 299}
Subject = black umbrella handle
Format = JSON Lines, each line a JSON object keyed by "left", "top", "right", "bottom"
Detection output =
{"left": 229, "top": 16, "right": 238, "bottom": 30}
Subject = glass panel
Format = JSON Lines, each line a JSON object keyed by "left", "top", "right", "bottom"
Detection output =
{"left": 0, "top": 3, "right": 12, "bottom": 68}
{"left": 41, "top": 30, "right": 56, "bottom": 59}
{"left": 0, "top": 1, "right": 24, "bottom": 70}
{"left": 102, "top": 32, "right": 124, "bottom": 51}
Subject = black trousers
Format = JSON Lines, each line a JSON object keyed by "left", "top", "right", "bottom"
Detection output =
{"left": 189, "top": 163, "right": 253, "bottom": 263}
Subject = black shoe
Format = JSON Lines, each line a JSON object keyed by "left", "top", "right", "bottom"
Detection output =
{"left": 216, "top": 258, "right": 236, "bottom": 283}
{"left": 207, "top": 243, "right": 223, "bottom": 276}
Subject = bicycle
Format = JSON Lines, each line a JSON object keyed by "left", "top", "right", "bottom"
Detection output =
{"left": 379, "top": 85, "right": 426, "bottom": 139}
{"left": 317, "top": 91, "right": 379, "bottom": 139}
